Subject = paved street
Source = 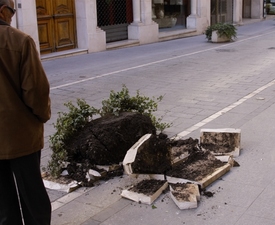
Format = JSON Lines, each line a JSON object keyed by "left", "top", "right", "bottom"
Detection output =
{"left": 42, "top": 17, "right": 275, "bottom": 224}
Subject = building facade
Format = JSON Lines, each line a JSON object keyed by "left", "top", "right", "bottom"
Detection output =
{"left": 12, "top": 0, "right": 265, "bottom": 57}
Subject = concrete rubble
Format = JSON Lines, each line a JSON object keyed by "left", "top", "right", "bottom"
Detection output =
{"left": 121, "top": 129, "right": 240, "bottom": 209}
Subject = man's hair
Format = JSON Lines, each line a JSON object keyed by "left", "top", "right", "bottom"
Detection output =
{"left": 0, "top": 0, "right": 10, "bottom": 6}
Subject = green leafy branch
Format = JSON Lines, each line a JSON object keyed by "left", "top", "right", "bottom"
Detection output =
{"left": 47, "top": 85, "right": 172, "bottom": 177}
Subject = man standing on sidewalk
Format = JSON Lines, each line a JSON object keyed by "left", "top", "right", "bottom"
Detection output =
{"left": 0, "top": 0, "right": 51, "bottom": 224}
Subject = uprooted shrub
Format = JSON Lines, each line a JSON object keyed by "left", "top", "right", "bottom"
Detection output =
{"left": 47, "top": 85, "right": 172, "bottom": 178}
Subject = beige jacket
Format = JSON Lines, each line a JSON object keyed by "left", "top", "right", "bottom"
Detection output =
{"left": 0, "top": 19, "right": 51, "bottom": 159}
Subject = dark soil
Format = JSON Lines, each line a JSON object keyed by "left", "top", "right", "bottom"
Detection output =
{"left": 167, "top": 137, "right": 199, "bottom": 162}
{"left": 129, "top": 136, "right": 201, "bottom": 175}
{"left": 202, "top": 190, "right": 215, "bottom": 198}
{"left": 166, "top": 147, "right": 225, "bottom": 181}
{"left": 171, "top": 191, "right": 190, "bottom": 201}
{"left": 170, "top": 183, "right": 191, "bottom": 190}
{"left": 57, "top": 112, "right": 226, "bottom": 188}
{"left": 170, "top": 183, "right": 198, "bottom": 201}
{"left": 129, "top": 179, "right": 167, "bottom": 196}
{"left": 63, "top": 112, "right": 155, "bottom": 184}
{"left": 200, "top": 133, "right": 237, "bottom": 153}
{"left": 131, "top": 134, "right": 172, "bottom": 174}
{"left": 65, "top": 112, "right": 156, "bottom": 165}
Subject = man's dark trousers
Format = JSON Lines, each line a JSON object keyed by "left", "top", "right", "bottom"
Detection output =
{"left": 0, "top": 151, "right": 51, "bottom": 225}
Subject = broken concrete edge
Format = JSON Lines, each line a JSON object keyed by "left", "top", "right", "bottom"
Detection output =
{"left": 200, "top": 128, "right": 241, "bottom": 157}
{"left": 121, "top": 161, "right": 230, "bottom": 207}
{"left": 43, "top": 179, "right": 80, "bottom": 193}
{"left": 166, "top": 176, "right": 201, "bottom": 187}
{"left": 215, "top": 155, "right": 235, "bottom": 167}
{"left": 209, "top": 147, "right": 240, "bottom": 158}
{"left": 169, "top": 184, "right": 200, "bottom": 210}
{"left": 96, "top": 164, "right": 122, "bottom": 172}
{"left": 43, "top": 163, "right": 123, "bottom": 192}
{"left": 201, "top": 128, "right": 241, "bottom": 133}
{"left": 171, "top": 151, "right": 235, "bottom": 168}
{"left": 121, "top": 181, "right": 168, "bottom": 205}
{"left": 123, "top": 132, "right": 233, "bottom": 191}
{"left": 44, "top": 127, "right": 237, "bottom": 192}
{"left": 171, "top": 152, "right": 189, "bottom": 166}
{"left": 170, "top": 183, "right": 200, "bottom": 201}
{"left": 127, "top": 174, "right": 165, "bottom": 180}
{"left": 198, "top": 163, "right": 231, "bottom": 189}
{"left": 170, "top": 192, "right": 198, "bottom": 209}
{"left": 166, "top": 162, "right": 232, "bottom": 189}
{"left": 122, "top": 133, "right": 152, "bottom": 174}
{"left": 124, "top": 129, "right": 240, "bottom": 176}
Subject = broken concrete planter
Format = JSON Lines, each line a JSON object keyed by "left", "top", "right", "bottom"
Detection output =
{"left": 200, "top": 128, "right": 241, "bottom": 157}
{"left": 122, "top": 133, "right": 171, "bottom": 175}
{"left": 123, "top": 134, "right": 152, "bottom": 175}
{"left": 43, "top": 179, "right": 80, "bottom": 193}
{"left": 197, "top": 163, "right": 231, "bottom": 188}
{"left": 215, "top": 155, "right": 235, "bottom": 167}
{"left": 121, "top": 180, "right": 168, "bottom": 205}
{"left": 211, "top": 31, "right": 230, "bottom": 43}
{"left": 166, "top": 162, "right": 231, "bottom": 189}
{"left": 169, "top": 183, "right": 200, "bottom": 210}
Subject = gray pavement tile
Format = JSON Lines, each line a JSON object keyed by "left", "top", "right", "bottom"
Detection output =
{"left": 206, "top": 111, "right": 246, "bottom": 127}
{"left": 81, "top": 218, "right": 100, "bottom": 225}
{"left": 223, "top": 162, "right": 275, "bottom": 188}
{"left": 47, "top": 188, "right": 67, "bottom": 202}
{"left": 100, "top": 191, "right": 247, "bottom": 225}
{"left": 205, "top": 178, "right": 265, "bottom": 208}
{"left": 73, "top": 175, "right": 146, "bottom": 208}
{"left": 75, "top": 184, "right": 122, "bottom": 209}
{"left": 244, "top": 183, "right": 275, "bottom": 220}
{"left": 229, "top": 102, "right": 264, "bottom": 115}
{"left": 235, "top": 214, "right": 275, "bottom": 225}
{"left": 91, "top": 207, "right": 117, "bottom": 222}
{"left": 109, "top": 198, "right": 132, "bottom": 211}
{"left": 51, "top": 201, "right": 102, "bottom": 225}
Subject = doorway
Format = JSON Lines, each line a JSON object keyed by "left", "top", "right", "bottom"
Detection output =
{"left": 243, "top": 0, "right": 251, "bottom": 18}
{"left": 211, "top": 0, "right": 233, "bottom": 25}
{"left": 36, "top": 0, "right": 77, "bottom": 54}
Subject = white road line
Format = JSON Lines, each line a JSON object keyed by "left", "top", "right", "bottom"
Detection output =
{"left": 176, "top": 78, "right": 275, "bottom": 138}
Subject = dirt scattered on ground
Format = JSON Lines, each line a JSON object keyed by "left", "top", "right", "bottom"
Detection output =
{"left": 202, "top": 190, "right": 215, "bottom": 198}
{"left": 52, "top": 112, "right": 229, "bottom": 189}
{"left": 166, "top": 146, "right": 225, "bottom": 181}
{"left": 129, "top": 179, "right": 167, "bottom": 196}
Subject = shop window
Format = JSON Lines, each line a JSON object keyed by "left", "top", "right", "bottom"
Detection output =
{"left": 152, "top": 0, "right": 189, "bottom": 30}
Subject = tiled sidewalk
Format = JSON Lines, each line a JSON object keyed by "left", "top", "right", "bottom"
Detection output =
{"left": 42, "top": 17, "right": 275, "bottom": 225}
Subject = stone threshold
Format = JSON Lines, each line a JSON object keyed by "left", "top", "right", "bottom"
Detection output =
{"left": 159, "top": 28, "right": 197, "bottom": 42}
{"left": 41, "top": 48, "right": 88, "bottom": 61}
{"left": 106, "top": 39, "right": 140, "bottom": 50}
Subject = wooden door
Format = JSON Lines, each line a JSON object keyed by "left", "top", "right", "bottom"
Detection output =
{"left": 243, "top": 0, "right": 251, "bottom": 18}
{"left": 36, "top": 0, "right": 76, "bottom": 54}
